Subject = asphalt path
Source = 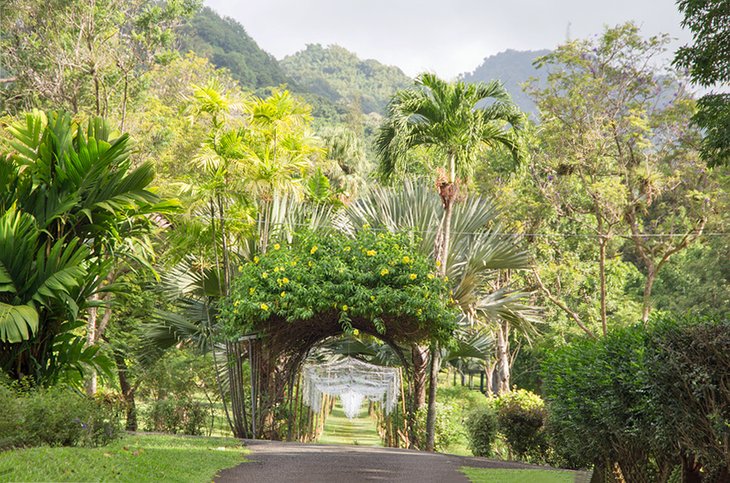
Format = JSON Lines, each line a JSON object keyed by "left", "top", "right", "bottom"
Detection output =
{"left": 216, "top": 440, "right": 556, "bottom": 483}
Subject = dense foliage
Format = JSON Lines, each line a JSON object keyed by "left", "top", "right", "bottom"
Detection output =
{"left": 0, "top": 380, "right": 121, "bottom": 449}
{"left": 178, "top": 7, "right": 289, "bottom": 90}
{"left": 543, "top": 315, "right": 729, "bottom": 481}
{"left": 0, "top": 111, "right": 167, "bottom": 384}
{"left": 464, "top": 404, "right": 499, "bottom": 457}
{"left": 674, "top": 0, "right": 730, "bottom": 166}
{"left": 220, "top": 228, "right": 456, "bottom": 344}
{"left": 495, "top": 389, "right": 547, "bottom": 462}
{"left": 280, "top": 44, "right": 411, "bottom": 114}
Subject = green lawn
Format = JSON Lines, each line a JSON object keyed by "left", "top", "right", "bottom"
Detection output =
{"left": 317, "top": 402, "right": 383, "bottom": 446}
{"left": 0, "top": 433, "right": 247, "bottom": 482}
{"left": 461, "top": 467, "right": 577, "bottom": 483}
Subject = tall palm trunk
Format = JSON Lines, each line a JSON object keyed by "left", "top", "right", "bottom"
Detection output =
{"left": 426, "top": 154, "right": 457, "bottom": 451}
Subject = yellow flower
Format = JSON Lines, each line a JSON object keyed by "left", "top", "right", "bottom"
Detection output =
{"left": 280, "top": 291, "right": 286, "bottom": 298}
{"left": 344, "top": 246, "right": 351, "bottom": 252}
{"left": 249, "top": 287, "right": 256, "bottom": 295}
{"left": 435, "top": 260, "right": 441, "bottom": 267}
{"left": 253, "top": 256, "right": 260, "bottom": 264}
{"left": 380, "top": 268, "right": 389, "bottom": 276}
{"left": 342, "top": 304, "right": 348, "bottom": 312}
{"left": 444, "top": 276, "right": 449, "bottom": 282}
{"left": 273, "top": 243, "right": 281, "bottom": 250}
{"left": 260, "top": 303, "right": 269, "bottom": 311}
{"left": 366, "top": 250, "right": 376, "bottom": 257}
{"left": 417, "top": 309, "right": 423, "bottom": 316}
{"left": 402, "top": 256, "right": 410, "bottom": 264}
{"left": 409, "top": 273, "right": 417, "bottom": 280}
{"left": 308, "top": 261, "right": 314, "bottom": 267}
{"left": 261, "top": 272, "right": 268, "bottom": 279}
{"left": 282, "top": 277, "right": 289, "bottom": 284}
{"left": 234, "top": 300, "right": 240, "bottom": 306}
{"left": 378, "top": 233, "right": 385, "bottom": 239}
{"left": 352, "top": 329, "right": 360, "bottom": 336}
{"left": 427, "top": 274, "right": 435, "bottom": 280}
{"left": 370, "top": 296, "right": 376, "bottom": 302}
{"left": 310, "top": 245, "right": 318, "bottom": 254}
{"left": 363, "top": 223, "right": 370, "bottom": 230}
{"left": 291, "top": 260, "right": 297, "bottom": 267}
{"left": 274, "top": 267, "right": 280, "bottom": 273}
{"left": 237, "top": 265, "right": 243, "bottom": 272}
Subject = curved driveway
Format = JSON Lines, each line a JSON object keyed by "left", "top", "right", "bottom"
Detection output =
{"left": 216, "top": 440, "right": 567, "bottom": 483}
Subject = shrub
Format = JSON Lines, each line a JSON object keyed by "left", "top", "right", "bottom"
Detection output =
{"left": 0, "top": 382, "right": 121, "bottom": 449}
{"left": 542, "top": 316, "right": 730, "bottom": 481}
{"left": 145, "top": 398, "right": 208, "bottom": 435}
{"left": 413, "top": 402, "right": 463, "bottom": 452}
{"left": 495, "top": 389, "right": 547, "bottom": 462}
{"left": 464, "top": 404, "right": 498, "bottom": 457}
{"left": 542, "top": 325, "right": 655, "bottom": 477}
{"left": 645, "top": 315, "right": 730, "bottom": 481}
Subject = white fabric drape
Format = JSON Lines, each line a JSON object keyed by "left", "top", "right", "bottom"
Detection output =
{"left": 301, "top": 357, "right": 400, "bottom": 419}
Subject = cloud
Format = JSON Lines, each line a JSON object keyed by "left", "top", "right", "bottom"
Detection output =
{"left": 205, "top": 0, "right": 690, "bottom": 79}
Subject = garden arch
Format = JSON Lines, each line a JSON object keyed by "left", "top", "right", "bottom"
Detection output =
{"left": 218, "top": 229, "right": 456, "bottom": 444}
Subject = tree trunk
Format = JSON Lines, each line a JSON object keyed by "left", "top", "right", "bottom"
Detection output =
{"left": 411, "top": 345, "right": 428, "bottom": 409}
{"left": 641, "top": 268, "right": 656, "bottom": 324}
{"left": 496, "top": 321, "right": 511, "bottom": 395}
{"left": 598, "top": 235, "right": 608, "bottom": 336}
{"left": 425, "top": 344, "right": 440, "bottom": 452}
{"left": 114, "top": 353, "right": 137, "bottom": 431}
{"left": 85, "top": 304, "right": 98, "bottom": 396}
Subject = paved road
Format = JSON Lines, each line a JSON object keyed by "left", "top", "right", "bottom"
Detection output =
{"left": 216, "top": 440, "right": 549, "bottom": 483}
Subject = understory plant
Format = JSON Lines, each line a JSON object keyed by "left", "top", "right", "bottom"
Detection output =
{"left": 0, "top": 378, "right": 121, "bottom": 449}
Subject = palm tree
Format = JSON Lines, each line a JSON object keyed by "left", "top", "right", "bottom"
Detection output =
{"left": 344, "top": 180, "right": 537, "bottom": 449}
{"left": 0, "top": 111, "right": 164, "bottom": 385}
{"left": 376, "top": 73, "right": 524, "bottom": 275}
{"left": 376, "top": 75, "right": 524, "bottom": 450}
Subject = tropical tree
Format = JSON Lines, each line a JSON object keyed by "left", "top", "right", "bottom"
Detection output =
{"left": 0, "top": 111, "right": 167, "bottom": 385}
{"left": 674, "top": 0, "right": 730, "bottom": 167}
{"left": 375, "top": 74, "right": 525, "bottom": 450}
{"left": 344, "top": 180, "right": 536, "bottom": 448}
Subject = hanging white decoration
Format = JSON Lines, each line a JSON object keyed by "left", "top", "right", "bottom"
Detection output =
{"left": 301, "top": 357, "right": 401, "bottom": 419}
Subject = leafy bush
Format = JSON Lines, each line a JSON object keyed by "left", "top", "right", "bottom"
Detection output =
{"left": 464, "top": 404, "right": 498, "bottom": 457}
{"left": 495, "top": 389, "right": 547, "bottom": 462}
{"left": 145, "top": 398, "right": 208, "bottom": 436}
{"left": 542, "top": 315, "right": 730, "bottom": 481}
{"left": 542, "top": 326, "right": 655, "bottom": 476}
{"left": 645, "top": 315, "right": 730, "bottom": 481}
{"left": 413, "top": 402, "right": 463, "bottom": 452}
{"left": 0, "top": 381, "right": 121, "bottom": 449}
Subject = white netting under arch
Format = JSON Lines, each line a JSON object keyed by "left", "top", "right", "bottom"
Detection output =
{"left": 301, "top": 357, "right": 401, "bottom": 419}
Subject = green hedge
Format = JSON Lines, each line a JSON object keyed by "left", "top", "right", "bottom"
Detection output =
{"left": 542, "top": 315, "right": 729, "bottom": 481}
{"left": 0, "top": 381, "right": 121, "bottom": 449}
{"left": 464, "top": 404, "right": 498, "bottom": 457}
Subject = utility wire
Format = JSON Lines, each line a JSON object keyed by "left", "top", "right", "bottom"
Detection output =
{"left": 169, "top": 213, "right": 729, "bottom": 239}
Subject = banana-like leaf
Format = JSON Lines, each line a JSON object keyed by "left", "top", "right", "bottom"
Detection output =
{"left": 0, "top": 302, "right": 39, "bottom": 343}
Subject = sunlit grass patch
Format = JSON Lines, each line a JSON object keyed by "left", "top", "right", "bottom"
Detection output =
{"left": 461, "top": 467, "right": 577, "bottom": 483}
{"left": 0, "top": 433, "right": 247, "bottom": 482}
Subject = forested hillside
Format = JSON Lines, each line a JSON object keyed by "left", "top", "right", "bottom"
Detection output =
{"left": 178, "top": 7, "right": 289, "bottom": 89}
{"left": 280, "top": 44, "right": 412, "bottom": 114}
{"left": 459, "top": 49, "right": 551, "bottom": 116}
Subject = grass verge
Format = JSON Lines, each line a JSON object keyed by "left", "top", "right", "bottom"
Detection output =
{"left": 0, "top": 433, "right": 246, "bottom": 482}
{"left": 461, "top": 467, "right": 576, "bottom": 483}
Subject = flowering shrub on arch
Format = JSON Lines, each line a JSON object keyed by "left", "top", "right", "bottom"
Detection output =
{"left": 219, "top": 228, "right": 456, "bottom": 345}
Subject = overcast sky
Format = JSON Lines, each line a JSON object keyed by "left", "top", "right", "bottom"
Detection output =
{"left": 204, "top": 0, "right": 690, "bottom": 79}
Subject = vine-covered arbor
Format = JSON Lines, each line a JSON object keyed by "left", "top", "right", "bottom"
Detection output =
{"left": 218, "top": 228, "right": 456, "bottom": 443}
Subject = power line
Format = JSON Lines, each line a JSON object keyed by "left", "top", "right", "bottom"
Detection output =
{"left": 170, "top": 213, "right": 729, "bottom": 239}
